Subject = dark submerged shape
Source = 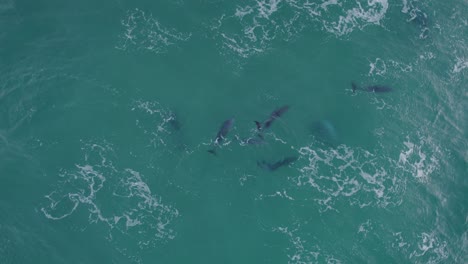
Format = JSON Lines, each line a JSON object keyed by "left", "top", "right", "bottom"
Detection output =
{"left": 410, "top": 9, "right": 428, "bottom": 28}
{"left": 365, "top": 85, "right": 393, "bottom": 93}
{"left": 257, "top": 156, "right": 298, "bottom": 171}
{"left": 168, "top": 113, "right": 182, "bottom": 131}
{"left": 255, "top": 105, "right": 290, "bottom": 130}
{"left": 352, "top": 82, "right": 392, "bottom": 93}
{"left": 208, "top": 117, "right": 235, "bottom": 155}
{"left": 310, "top": 120, "right": 339, "bottom": 147}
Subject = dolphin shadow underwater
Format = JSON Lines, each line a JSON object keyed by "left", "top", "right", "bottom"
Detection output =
{"left": 166, "top": 112, "right": 190, "bottom": 152}
{"left": 257, "top": 156, "right": 298, "bottom": 171}
{"left": 309, "top": 120, "right": 340, "bottom": 147}
{"left": 352, "top": 82, "right": 393, "bottom": 93}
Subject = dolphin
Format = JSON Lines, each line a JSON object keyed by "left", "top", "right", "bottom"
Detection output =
{"left": 208, "top": 117, "right": 235, "bottom": 155}
{"left": 310, "top": 120, "right": 339, "bottom": 147}
{"left": 257, "top": 156, "right": 298, "bottom": 171}
{"left": 352, "top": 82, "right": 392, "bottom": 93}
{"left": 255, "top": 105, "right": 290, "bottom": 130}
{"left": 167, "top": 112, "right": 182, "bottom": 131}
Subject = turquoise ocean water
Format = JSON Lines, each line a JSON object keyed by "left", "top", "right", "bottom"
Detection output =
{"left": 0, "top": 0, "right": 467, "bottom": 263}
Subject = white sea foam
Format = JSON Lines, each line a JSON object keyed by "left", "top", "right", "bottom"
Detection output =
{"left": 211, "top": 0, "right": 389, "bottom": 60}
{"left": 256, "top": 190, "right": 295, "bottom": 201}
{"left": 321, "top": 0, "right": 340, "bottom": 11}
{"left": 418, "top": 52, "right": 435, "bottom": 61}
{"left": 274, "top": 225, "right": 341, "bottom": 264}
{"left": 116, "top": 8, "right": 191, "bottom": 54}
{"left": 294, "top": 143, "right": 404, "bottom": 211}
{"left": 452, "top": 57, "right": 468, "bottom": 73}
{"left": 357, "top": 219, "right": 372, "bottom": 238}
{"left": 401, "top": 0, "right": 409, "bottom": 13}
{"left": 256, "top": 0, "right": 282, "bottom": 19}
{"left": 368, "top": 58, "right": 387, "bottom": 76}
{"left": 322, "top": 0, "right": 389, "bottom": 36}
{"left": 409, "top": 232, "right": 449, "bottom": 263}
{"left": 274, "top": 226, "right": 321, "bottom": 263}
{"left": 368, "top": 57, "right": 413, "bottom": 77}
{"left": 131, "top": 100, "right": 180, "bottom": 151}
{"left": 392, "top": 231, "right": 410, "bottom": 250}
{"left": 41, "top": 141, "right": 179, "bottom": 249}
{"left": 397, "top": 135, "right": 440, "bottom": 182}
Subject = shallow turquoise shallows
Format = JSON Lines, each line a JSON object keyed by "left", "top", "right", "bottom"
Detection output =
{"left": 1, "top": 0, "right": 467, "bottom": 263}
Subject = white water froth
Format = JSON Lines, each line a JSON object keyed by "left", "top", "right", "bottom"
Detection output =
{"left": 357, "top": 219, "right": 373, "bottom": 238}
{"left": 322, "top": 0, "right": 389, "bottom": 36}
{"left": 131, "top": 100, "right": 183, "bottom": 152}
{"left": 409, "top": 232, "right": 449, "bottom": 263}
{"left": 368, "top": 58, "right": 387, "bottom": 76}
{"left": 274, "top": 225, "right": 341, "bottom": 264}
{"left": 41, "top": 141, "right": 179, "bottom": 249}
{"left": 295, "top": 143, "right": 404, "bottom": 211}
{"left": 368, "top": 57, "right": 414, "bottom": 77}
{"left": 397, "top": 135, "right": 440, "bottom": 182}
{"left": 256, "top": 190, "right": 295, "bottom": 201}
{"left": 392, "top": 228, "right": 451, "bottom": 263}
{"left": 239, "top": 173, "right": 256, "bottom": 186}
{"left": 392, "top": 231, "right": 410, "bottom": 250}
{"left": 452, "top": 57, "right": 468, "bottom": 73}
{"left": 401, "top": 0, "right": 409, "bottom": 13}
{"left": 116, "top": 8, "right": 191, "bottom": 54}
{"left": 211, "top": 0, "right": 389, "bottom": 60}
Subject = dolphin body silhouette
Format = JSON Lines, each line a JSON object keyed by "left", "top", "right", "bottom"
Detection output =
{"left": 208, "top": 117, "right": 235, "bottom": 155}
{"left": 255, "top": 105, "right": 290, "bottom": 130}
{"left": 257, "top": 156, "right": 298, "bottom": 171}
{"left": 168, "top": 112, "right": 182, "bottom": 131}
{"left": 310, "top": 120, "right": 339, "bottom": 147}
{"left": 352, "top": 82, "right": 392, "bottom": 93}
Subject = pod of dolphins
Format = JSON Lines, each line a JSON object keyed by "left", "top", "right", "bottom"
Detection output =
{"left": 204, "top": 82, "right": 393, "bottom": 172}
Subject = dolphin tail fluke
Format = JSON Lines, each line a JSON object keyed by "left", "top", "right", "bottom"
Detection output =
{"left": 254, "top": 121, "right": 262, "bottom": 130}
{"left": 207, "top": 149, "right": 217, "bottom": 155}
{"left": 351, "top": 82, "right": 359, "bottom": 93}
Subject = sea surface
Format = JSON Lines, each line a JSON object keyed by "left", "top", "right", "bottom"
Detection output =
{"left": 0, "top": 0, "right": 467, "bottom": 263}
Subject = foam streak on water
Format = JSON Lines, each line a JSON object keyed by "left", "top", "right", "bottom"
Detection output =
{"left": 295, "top": 143, "right": 405, "bottom": 210}
{"left": 116, "top": 8, "right": 191, "bottom": 54}
{"left": 210, "top": 0, "right": 389, "bottom": 61}
{"left": 274, "top": 225, "right": 341, "bottom": 264}
{"left": 41, "top": 141, "right": 179, "bottom": 250}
